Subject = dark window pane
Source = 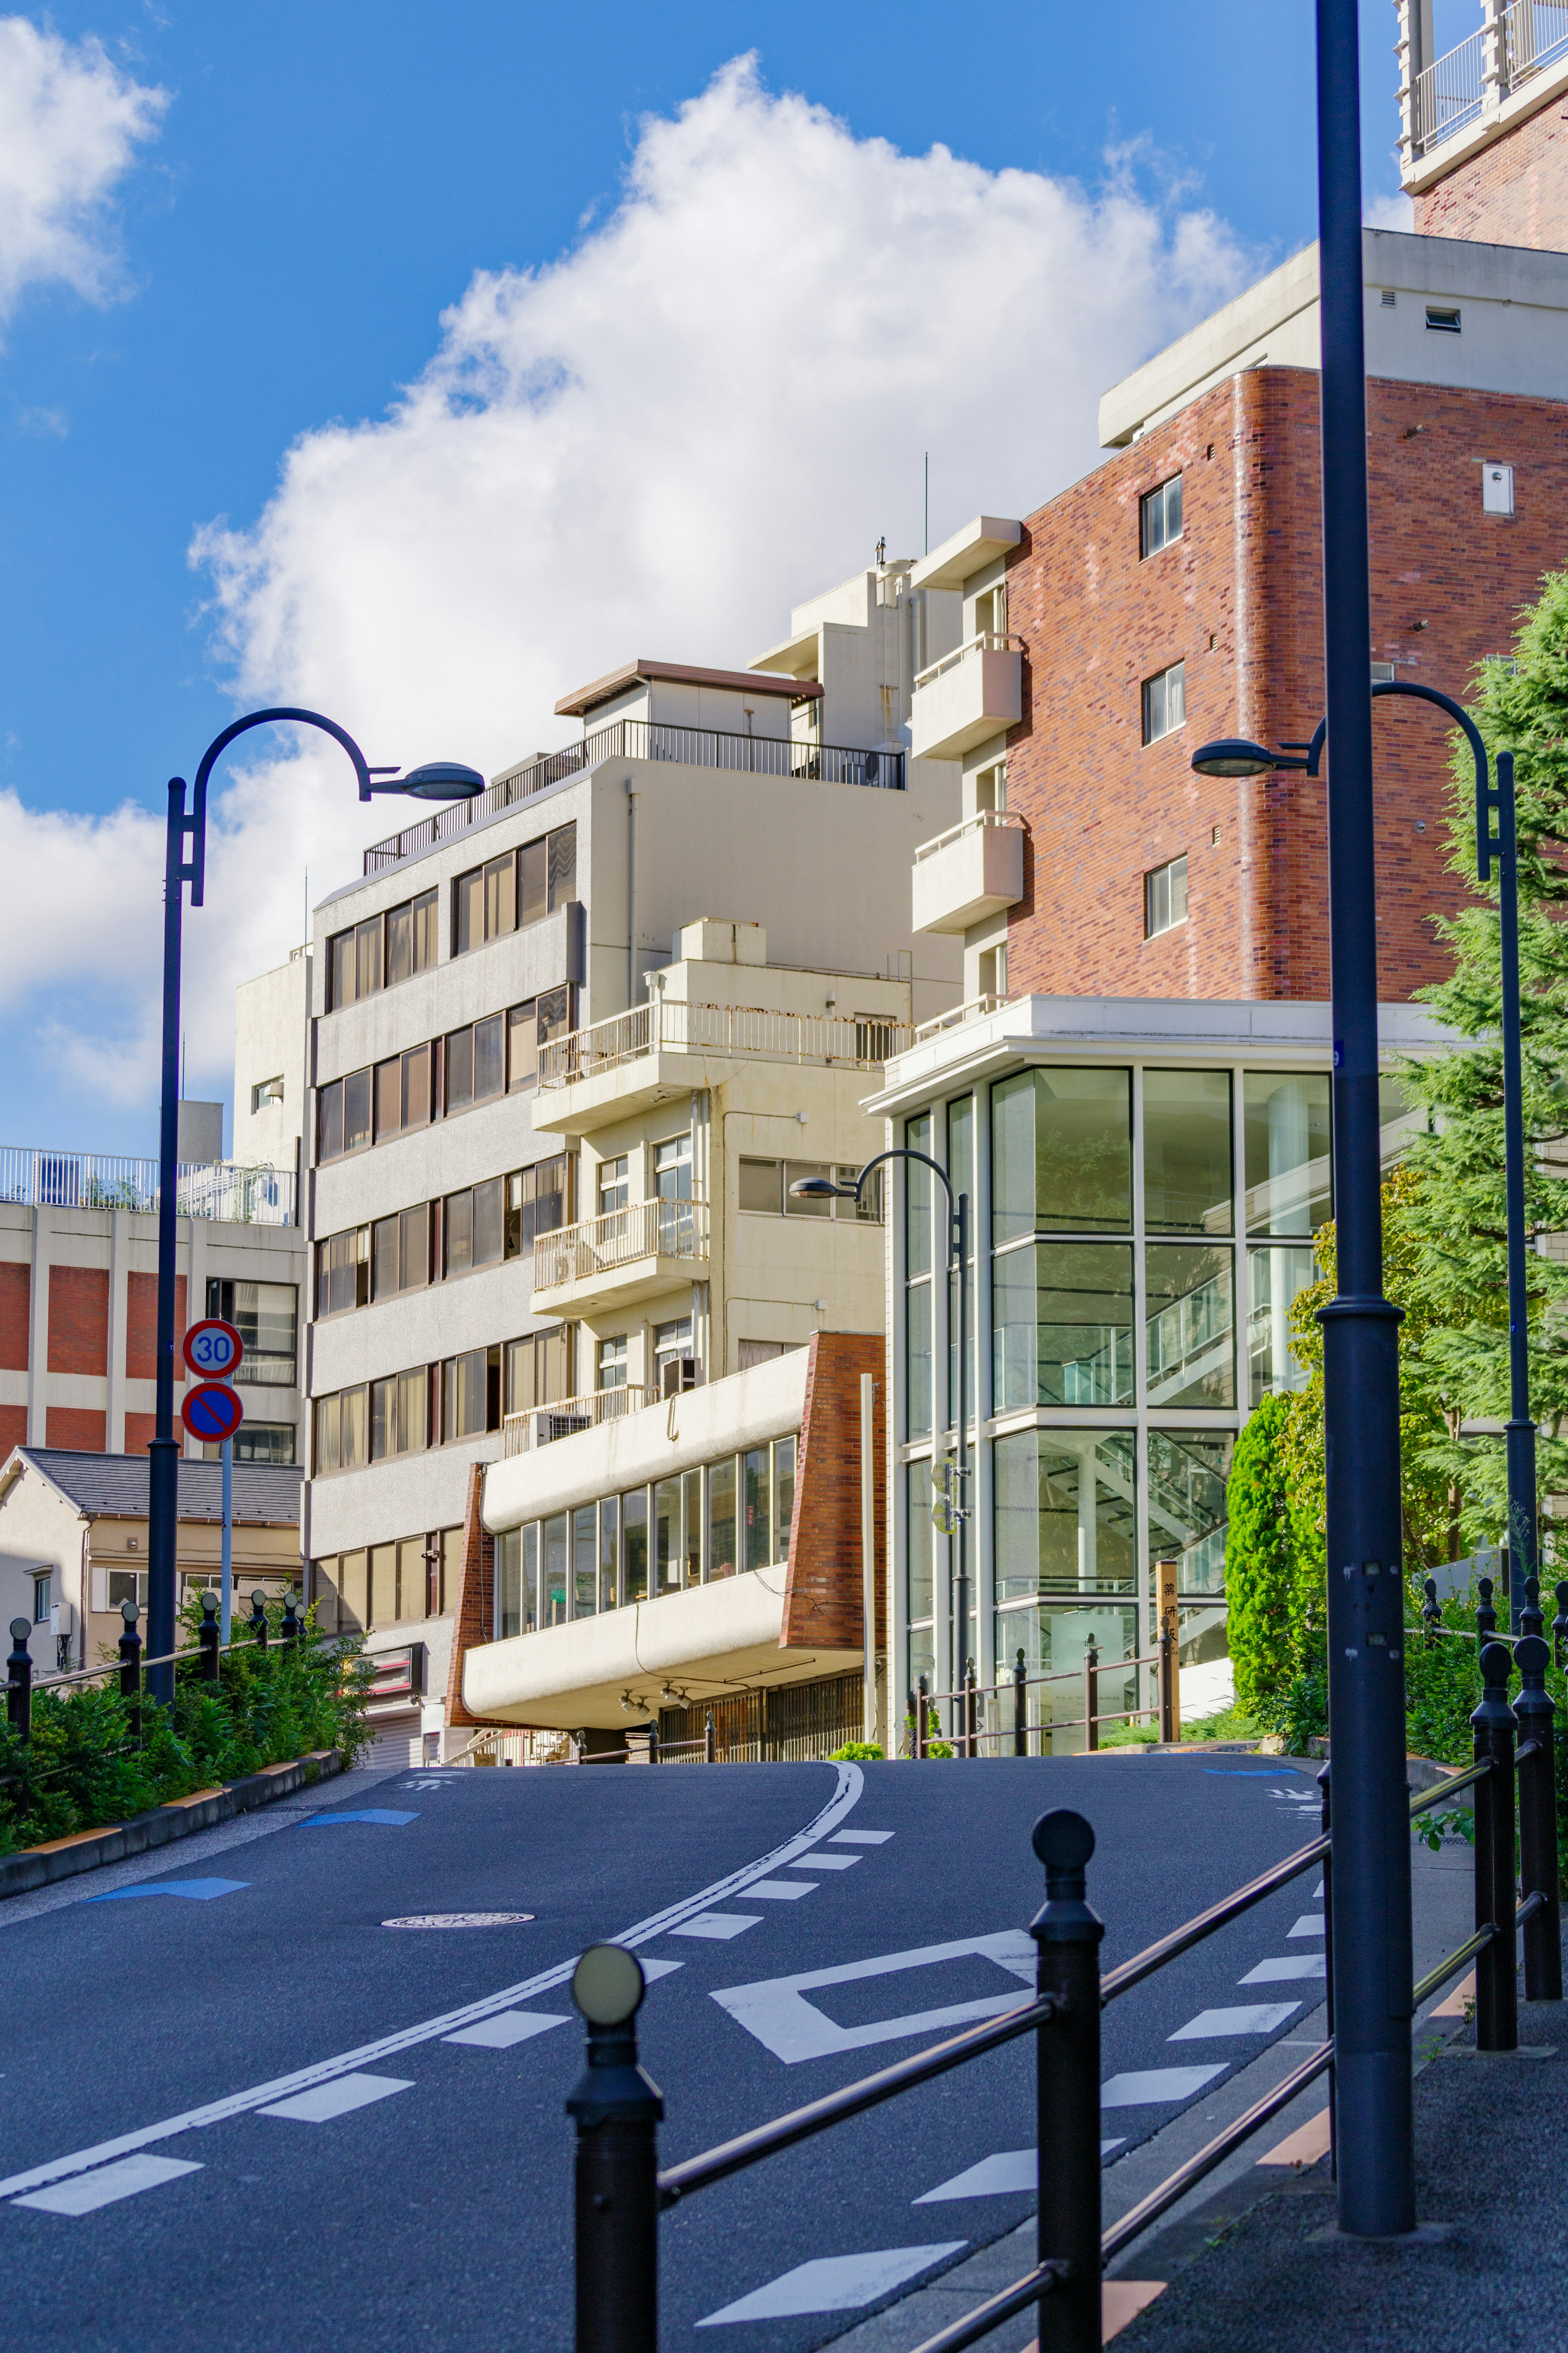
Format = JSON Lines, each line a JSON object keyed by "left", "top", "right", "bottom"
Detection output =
{"left": 739, "top": 1157, "right": 782, "bottom": 1213}
{"left": 372, "top": 1216, "right": 398, "bottom": 1299}
{"left": 343, "top": 1068, "right": 371, "bottom": 1153}
{"left": 356, "top": 917, "right": 382, "bottom": 997}
{"left": 744, "top": 1447, "right": 769, "bottom": 1571}
{"left": 548, "top": 822, "right": 577, "bottom": 910}
{"left": 508, "top": 1000, "right": 537, "bottom": 1091}
{"left": 318, "top": 1080, "right": 343, "bottom": 1163}
{"left": 445, "top": 1190, "right": 474, "bottom": 1275}
{"left": 370, "top": 1377, "right": 392, "bottom": 1461}
{"left": 520, "top": 839, "right": 547, "bottom": 925}
{"left": 532, "top": 1155, "right": 566, "bottom": 1236}
{"left": 400, "top": 1202, "right": 429, "bottom": 1289}
{"left": 412, "top": 890, "right": 437, "bottom": 971}
{"left": 1143, "top": 1070, "right": 1232, "bottom": 1233}
{"left": 991, "top": 1067, "right": 1131, "bottom": 1239}
{"left": 446, "top": 1027, "right": 474, "bottom": 1112}
{"left": 455, "top": 868, "right": 483, "bottom": 955}
{"left": 708, "top": 1456, "right": 737, "bottom": 1580}
{"left": 473, "top": 1178, "right": 504, "bottom": 1267}
{"left": 623, "top": 1490, "right": 648, "bottom": 1602}
{"left": 1145, "top": 1243, "right": 1236, "bottom": 1408}
{"left": 386, "top": 901, "right": 412, "bottom": 986}
{"left": 539, "top": 1321, "right": 567, "bottom": 1402}
{"left": 375, "top": 1057, "right": 401, "bottom": 1141}
{"left": 327, "top": 930, "right": 354, "bottom": 1009}
{"left": 403, "top": 1042, "right": 431, "bottom": 1128}
{"left": 784, "top": 1160, "right": 832, "bottom": 1214}
{"left": 474, "top": 1014, "right": 504, "bottom": 1100}
{"left": 355, "top": 1226, "right": 370, "bottom": 1307}
{"left": 537, "top": 985, "right": 572, "bottom": 1044}
{"left": 486, "top": 1343, "right": 502, "bottom": 1430}
{"left": 484, "top": 853, "right": 516, "bottom": 939}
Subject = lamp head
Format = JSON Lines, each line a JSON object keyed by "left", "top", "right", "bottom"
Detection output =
{"left": 396, "top": 761, "right": 486, "bottom": 802}
{"left": 789, "top": 1176, "right": 855, "bottom": 1200}
{"left": 1189, "top": 737, "right": 1280, "bottom": 779}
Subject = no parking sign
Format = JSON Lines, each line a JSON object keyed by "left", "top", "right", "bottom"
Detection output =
{"left": 182, "top": 1382, "right": 245, "bottom": 1444}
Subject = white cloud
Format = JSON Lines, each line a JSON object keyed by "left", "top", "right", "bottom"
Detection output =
{"left": 1365, "top": 189, "right": 1415, "bottom": 232}
{"left": 0, "top": 15, "right": 166, "bottom": 324}
{"left": 1, "top": 56, "right": 1252, "bottom": 1137}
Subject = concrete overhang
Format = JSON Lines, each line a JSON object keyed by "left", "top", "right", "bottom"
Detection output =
{"left": 461, "top": 1567, "right": 861, "bottom": 1732}
{"left": 909, "top": 517, "right": 1023, "bottom": 593}
{"left": 532, "top": 1052, "right": 736, "bottom": 1136}
{"left": 556, "top": 659, "right": 821, "bottom": 719}
{"left": 747, "top": 627, "right": 820, "bottom": 678}
{"left": 531, "top": 1247, "right": 710, "bottom": 1320}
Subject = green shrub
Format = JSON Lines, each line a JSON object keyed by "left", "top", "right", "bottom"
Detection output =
{"left": 828, "top": 1742, "right": 884, "bottom": 1761}
{"left": 1224, "top": 1394, "right": 1298, "bottom": 1715}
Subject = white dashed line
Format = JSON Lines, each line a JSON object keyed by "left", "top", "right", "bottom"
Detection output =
{"left": 261, "top": 2074, "right": 414, "bottom": 2123}
{"left": 698, "top": 2246, "right": 964, "bottom": 2325}
{"left": 14, "top": 2156, "right": 202, "bottom": 2216}
{"left": 1100, "top": 2065, "right": 1227, "bottom": 2108}
{"left": 442, "top": 2011, "right": 570, "bottom": 2050}
{"left": 1167, "top": 2003, "right": 1300, "bottom": 2041}
{"left": 672, "top": 1914, "right": 764, "bottom": 1941}
{"left": 1239, "top": 1956, "right": 1327, "bottom": 1984}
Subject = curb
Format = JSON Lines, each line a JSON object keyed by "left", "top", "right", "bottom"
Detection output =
{"left": 0, "top": 1748, "right": 346, "bottom": 1900}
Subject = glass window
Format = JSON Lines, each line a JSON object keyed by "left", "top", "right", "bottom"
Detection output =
{"left": 993, "top": 1241, "right": 1134, "bottom": 1409}
{"left": 403, "top": 1042, "right": 432, "bottom": 1129}
{"left": 708, "top": 1457, "right": 737, "bottom": 1579}
{"left": 1243, "top": 1072, "right": 1332, "bottom": 1235}
{"left": 906, "top": 1113, "right": 933, "bottom": 1276}
{"left": 327, "top": 929, "right": 354, "bottom": 1011}
{"left": 993, "top": 1430, "right": 1137, "bottom": 1601}
{"left": 519, "top": 1524, "right": 538, "bottom": 1632}
{"left": 543, "top": 1513, "right": 568, "bottom": 1625}
{"left": 1142, "top": 662, "right": 1185, "bottom": 746}
{"left": 341, "top": 1384, "right": 367, "bottom": 1469}
{"left": 1380, "top": 1073, "right": 1421, "bottom": 1169}
{"left": 574, "top": 1504, "right": 597, "bottom": 1618}
{"left": 1005, "top": 1602, "right": 1140, "bottom": 1752}
{"left": 455, "top": 866, "right": 484, "bottom": 955}
{"left": 443, "top": 1346, "right": 490, "bottom": 1438}
{"left": 598, "top": 1498, "right": 619, "bottom": 1613}
{"left": 498, "top": 1528, "right": 521, "bottom": 1639}
{"left": 597, "top": 1335, "right": 627, "bottom": 1390}
{"left": 739, "top": 1157, "right": 782, "bottom": 1213}
{"left": 837, "top": 1164, "right": 884, "bottom": 1222}
{"left": 370, "top": 1543, "right": 396, "bottom": 1627}
{"left": 355, "top": 919, "right": 382, "bottom": 1000}
{"left": 1247, "top": 1244, "right": 1316, "bottom": 1405}
{"left": 474, "top": 1014, "right": 504, "bottom": 1101}
{"left": 343, "top": 1068, "right": 372, "bottom": 1154}
{"left": 1148, "top": 1430, "right": 1233, "bottom": 1596}
{"left": 1140, "top": 473, "right": 1182, "bottom": 557}
{"left": 598, "top": 1155, "right": 629, "bottom": 1216}
{"left": 386, "top": 899, "right": 412, "bottom": 988}
{"left": 372, "top": 1216, "right": 398, "bottom": 1300}
{"left": 446, "top": 1027, "right": 474, "bottom": 1113}
{"left": 370, "top": 1376, "right": 394, "bottom": 1462}
{"left": 744, "top": 1446, "right": 770, "bottom": 1571}
{"left": 948, "top": 1098, "right": 974, "bottom": 1432}
{"left": 906, "top": 1277, "right": 932, "bottom": 1441}
{"left": 548, "top": 822, "right": 577, "bottom": 909}
{"left": 906, "top": 1459, "right": 934, "bottom": 1624}
{"left": 533, "top": 1154, "right": 568, "bottom": 1238}
{"left": 683, "top": 1467, "right": 703, "bottom": 1584}
{"left": 1144, "top": 853, "right": 1188, "bottom": 936}
{"left": 992, "top": 1068, "right": 1131, "bottom": 1239}
{"left": 1145, "top": 1243, "right": 1236, "bottom": 1408}
{"left": 412, "top": 890, "right": 437, "bottom": 973}
{"left": 485, "top": 852, "right": 517, "bottom": 941}
{"left": 774, "top": 1435, "right": 796, "bottom": 1562}
{"left": 375, "top": 1056, "right": 401, "bottom": 1140}
{"left": 445, "top": 1190, "right": 474, "bottom": 1276}
{"left": 784, "top": 1160, "right": 832, "bottom": 1215}
{"left": 401, "top": 1202, "right": 430, "bottom": 1290}
{"left": 473, "top": 1178, "right": 504, "bottom": 1267}
{"left": 314, "top": 1392, "right": 340, "bottom": 1474}
{"left": 229, "top": 1423, "right": 294, "bottom": 1465}
{"left": 317, "top": 1079, "right": 343, "bottom": 1163}
{"left": 655, "top": 1133, "right": 692, "bottom": 1200}
{"left": 1143, "top": 1069, "right": 1232, "bottom": 1233}
{"left": 508, "top": 1000, "right": 538, "bottom": 1092}
{"left": 654, "top": 1476, "right": 682, "bottom": 1593}
{"left": 520, "top": 838, "right": 548, "bottom": 926}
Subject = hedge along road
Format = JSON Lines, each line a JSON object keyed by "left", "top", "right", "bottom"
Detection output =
{"left": 0, "top": 1753, "right": 1329, "bottom": 2353}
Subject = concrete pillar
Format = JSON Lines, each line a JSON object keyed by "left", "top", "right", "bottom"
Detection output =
{"left": 106, "top": 1209, "right": 128, "bottom": 1455}
{"left": 1482, "top": 0, "right": 1511, "bottom": 109}
{"left": 27, "top": 1207, "right": 50, "bottom": 1447}
{"left": 1394, "top": 0, "right": 1436, "bottom": 170}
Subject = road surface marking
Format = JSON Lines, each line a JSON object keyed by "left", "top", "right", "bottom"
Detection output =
{"left": 1101, "top": 2065, "right": 1227, "bottom": 2108}
{"left": 87, "top": 1879, "right": 248, "bottom": 1904}
{"left": 443, "top": 2011, "right": 570, "bottom": 2049}
{"left": 916, "top": 2150, "right": 1034, "bottom": 2201}
{"left": 671, "top": 1914, "right": 764, "bottom": 1940}
{"left": 787, "top": 1853, "right": 858, "bottom": 1871}
{"left": 1168, "top": 2003, "right": 1299, "bottom": 2041}
{"left": 1287, "top": 1916, "right": 1325, "bottom": 1938}
{"left": 713, "top": 1931, "right": 1036, "bottom": 2063}
{"left": 697, "top": 2246, "right": 965, "bottom": 2324}
{"left": 1238, "top": 1956, "right": 1327, "bottom": 1984}
{"left": 830, "top": 1831, "right": 894, "bottom": 1844}
{"left": 296, "top": 1810, "right": 419, "bottom": 1827}
{"left": 742, "top": 1880, "right": 816, "bottom": 1901}
{"left": 261, "top": 2074, "right": 414, "bottom": 2123}
{"left": 14, "top": 2157, "right": 202, "bottom": 2215}
{"left": 383, "top": 1912, "right": 535, "bottom": 1929}
{"left": 0, "top": 1763, "right": 863, "bottom": 2202}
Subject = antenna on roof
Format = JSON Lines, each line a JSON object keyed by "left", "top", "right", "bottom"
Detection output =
{"left": 875, "top": 535, "right": 886, "bottom": 568}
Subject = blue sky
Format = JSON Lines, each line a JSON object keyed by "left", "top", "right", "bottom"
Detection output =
{"left": 0, "top": 2, "right": 1421, "bottom": 1151}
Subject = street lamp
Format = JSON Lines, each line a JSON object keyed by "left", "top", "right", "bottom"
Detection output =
{"left": 146, "top": 707, "right": 483, "bottom": 1705}
{"left": 1191, "top": 682, "right": 1534, "bottom": 1611}
{"left": 790, "top": 1148, "right": 971, "bottom": 1741}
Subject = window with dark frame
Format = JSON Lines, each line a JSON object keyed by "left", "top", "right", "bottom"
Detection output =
{"left": 452, "top": 822, "right": 577, "bottom": 958}
{"left": 1140, "top": 474, "right": 1183, "bottom": 558}
{"left": 326, "top": 891, "right": 436, "bottom": 1011}
{"left": 318, "top": 997, "right": 552, "bottom": 1162}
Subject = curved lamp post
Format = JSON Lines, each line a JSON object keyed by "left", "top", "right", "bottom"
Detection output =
{"left": 147, "top": 709, "right": 484, "bottom": 1703}
{"left": 791, "top": 1148, "right": 971, "bottom": 1742}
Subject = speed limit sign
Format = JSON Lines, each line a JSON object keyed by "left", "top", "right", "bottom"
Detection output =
{"left": 184, "top": 1318, "right": 244, "bottom": 1381}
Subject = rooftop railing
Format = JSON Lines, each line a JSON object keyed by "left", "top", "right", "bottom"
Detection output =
{"left": 0, "top": 1149, "right": 297, "bottom": 1227}
{"left": 363, "top": 716, "right": 904, "bottom": 874}
{"left": 1410, "top": 1, "right": 1568, "bottom": 156}
{"left": 538, "top": 996, "right": 912, "bottom": 1090}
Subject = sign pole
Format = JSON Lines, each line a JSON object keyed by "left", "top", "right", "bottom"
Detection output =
{"left": 221, "top": 1435, "right": 233, "bottom": 1645}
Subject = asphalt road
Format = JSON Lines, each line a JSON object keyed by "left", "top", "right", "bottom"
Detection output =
{"left": 0, "top": 1751, "right": 1334, "bottom": 2352}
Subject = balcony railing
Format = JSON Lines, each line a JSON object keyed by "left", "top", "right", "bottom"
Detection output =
{"left": 0, "top": 1149, "right": 297, "bottom": 1227}
{"left": 363, "top": 717, "right": 904, "bottom": 874}
{"left": 503, "top": 1383, "right": 657, "bottom": 1457}
{"left": 533, "top": 1197, "right": 710, "bottom": 1293}
{"left": 912, "top": 630, "right": 1025, "bottom": 693}
{"left": 912, "top": 994, "right": 1008, "bottom": 1044}
{"left": 1410, "top": 2, "right": 1568, "bottom": 156}
{"left": 913, "top": 807, "right": 1025, "bottom": 864}
{"left": 538, "top": 997, "right": 913, "bottom": 1090}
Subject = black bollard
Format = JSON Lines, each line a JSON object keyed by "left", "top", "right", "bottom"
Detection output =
{"left": 1477, "top": 1576, "right": 1498, "bottom": 1640}
{"left": 1512, "top": 1634, "right": 1562, "bottom": 2003}
{"left": 118, "top": 1601, "right": 142, "bottom": 1743}
{"left": 567, "top": 1943, "right": 661, "bottom": 2353}
{"left": 964, "top": 1661, "right": 979, "bottom": 1758}
{"left": 1319, "top": 1764, "right": 1337, "bottom": 2181}
{"left": 6, "top": 1618, "right": 32, "bottom": 1744}
{"left": 1030, "top": 1810, "right": 1103, "bottom": 2353}
{"left": 1520, "top": 1577, "right": 1545, "bottom": 1642}
{"left": 281, "top": 1591, "right": 301, "bottom": 1647}
{"left": 704, "top": 1709, "right": 716, "bottom": 1764}
{"left": 198, "top": 1592, "right": 220, "bottom": 1682}
{"left": 1553, "top": 1581, "right": 1568, "bottom": 1674}
{"left": 916, "top": 1673, "right": 929, "bottom": 1761}
{"left": 249, "top": 1591, "right": 269, "bottom": 1649}
{"left": 1471, "top": 1641, "right": 1518, "bottom": 2052}
{"left": 1014, "top": 1647, "right": 1027, "bottom": 1758}
{"left": 1421, "top": 1578, "right": 1442, "bottom": 1648}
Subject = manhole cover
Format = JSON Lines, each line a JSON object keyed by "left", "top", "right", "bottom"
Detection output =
{"left": 381, "top": 1912, "right": 536, "bottom": 1929}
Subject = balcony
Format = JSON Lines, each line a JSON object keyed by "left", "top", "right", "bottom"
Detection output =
{"left": 912, "top": 994, "right": 1009, "bottom": 1044}
{"left": 532, "top": 1197, "right": 710, "bottom": 1316}
{"left": 0, "top": 1146, "right": 296, "bottom": 1227}
{"left": 911, "top": 810, "right": 1025, "bottom": 935}
{"left": 908, "top": 633, "right": 1023, "bottom": 763}
{"left": 503, "top": 1383, "right": 657, "bottom": 1458}
{"left": 535, "top": 997, "right": 913, "bottom": 1131}
{"left": 1408, "top": 2, "right": 1568, "bottom": 160}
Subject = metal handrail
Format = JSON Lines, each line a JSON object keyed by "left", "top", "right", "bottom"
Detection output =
{"left": 1101, "top": 1833, "right": 1332, "bottom": 2003}
{"left": 912, "top": 630, "right": 1025, "bottom": 692}
{"left": 912, "top": 807, "right": 1026, "bottom": 864}
{"left": 903, "top": 2263, "right": 1064, "bottom": 2353}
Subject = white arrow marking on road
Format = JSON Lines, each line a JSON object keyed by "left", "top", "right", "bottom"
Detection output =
{"left": 0, "top": 1765, "right": 864, "bottom": 2203}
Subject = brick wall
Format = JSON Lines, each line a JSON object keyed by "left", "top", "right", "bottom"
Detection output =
{"left": 47, "top": 1266, "right": 109, "bottom": 1377}
{"left": 124, "top": 1412, "right": 156, "bottom": 1456}
{"left": 46, "top": 1407, "right": 107, "bottom": 1452}
{"left": 126, "top": 1271, "right": 186, "bottom": 1383}
{"left": 1415, "top": 96, "right": 1568, "bottom": 250}
{"left": 0, "top": 1406, "right": 25, "bottom": 1459}
{"left": 1004, "top": 366, "right": 1568, "bottom": 1002}
{"left": 444, "top": 1460, "right": 498, "bottom": 1729}
{"left": 781, "top": 1332, "right": 886, "bottom": 1651}
{"left": 0, "top": 1265, "right": 27, "bottom": 1372}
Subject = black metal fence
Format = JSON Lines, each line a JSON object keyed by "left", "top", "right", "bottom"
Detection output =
{"left": 563, "top": 1621, "right": 1560, "bottom": 2353}
{"left": 5, "top": 1588, "right": 309, "bottom": 1748}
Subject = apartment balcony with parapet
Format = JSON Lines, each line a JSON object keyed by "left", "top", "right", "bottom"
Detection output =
{"left": 503, "top": 1381, "right": 658, "bottom": 1459}
{"left": 1401, "top": 0, "right": 1568, "bottom": 177}
{"left": 533, "top": 993, "right": 914, "bottom": 1135}
{"left": 907, "top": 632, "right": 1023, "bottom": 763}
{"left": 911, "top": 810, "right": 1025, "bottom": 936}
{"left": 531, "top": 1196, "right": 710, "bottom": 1317}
